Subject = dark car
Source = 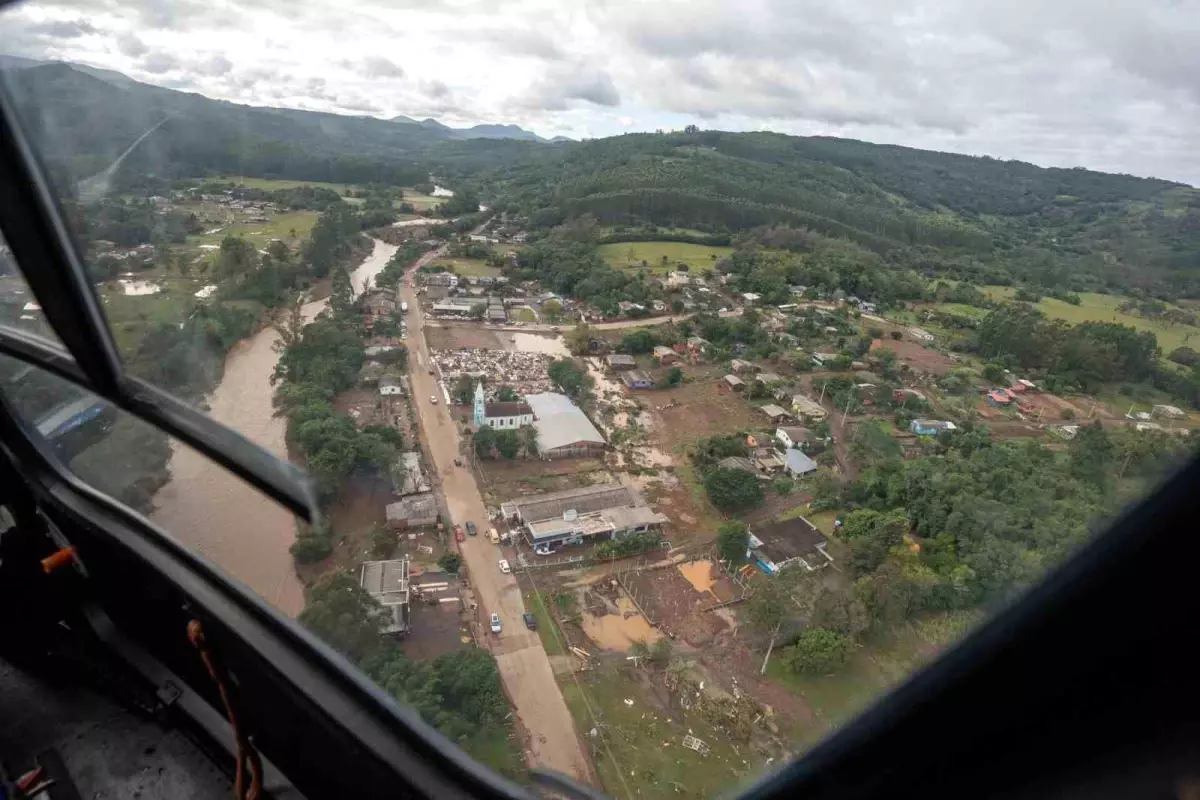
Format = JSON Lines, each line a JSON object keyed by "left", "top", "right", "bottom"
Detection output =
{"left": 522, "top": 612, "right": 537, "bottom": 630}
{"left": 466, "top": 521, "right": 477, "bottom": 536}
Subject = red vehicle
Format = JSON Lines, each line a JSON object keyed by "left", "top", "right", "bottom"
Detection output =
{"left": 454, "top": 524, "right": 465, "bottom": 542}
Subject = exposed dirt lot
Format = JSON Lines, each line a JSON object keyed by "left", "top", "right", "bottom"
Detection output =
{"left": 476, "top": 458, "right": 610, "bottom": 509}
{"left": 618, "top": 558, "right": 741, "bottom": 646}
{"left": 870, "top": 338, "right": 956, "bottom": 375}
{"left": 400, "top": 572, "right": 469, "bottom": 661}
{"left": 425, "top": 325, "right": 511, "bottom": 350}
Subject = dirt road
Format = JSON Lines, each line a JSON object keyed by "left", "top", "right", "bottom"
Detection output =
{"left": 399, "top": 252, "right": 595, "bottom": 785}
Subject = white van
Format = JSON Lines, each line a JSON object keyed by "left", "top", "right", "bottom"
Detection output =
{"left": 498, "top": 559, "right": 511, "bottom": 574}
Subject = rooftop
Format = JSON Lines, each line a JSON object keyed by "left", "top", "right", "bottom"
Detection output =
{"left": 760, "top": 403, "right": 789, "bottom": 418}
{"left": 386, "top": 493, "right": 437, "bottom": 522}
{"left": 717, "top": 456, "right": 759, "bottom": 474}
{"left": 750, "top": 517, "right": 829, "bottom": 566}
{"left": 360, "top": 559, "right": 409, "bottom": 606}
{"left": 526, "top": 392, "right": 606, "bottom": 451}
{"left": 777, "top": 426, "right": 808, "bottom": 441}
{"left": 485, "top": 401, "right": 532, "bottom": 418}
{"left": 501, "top": 483, "right": 636, "bottom": 523}
{"left": 784, "top": 448, "right": 818, "bottom": 475}
{"left": 606, "top": 354, "right": 636, "bottom": 366}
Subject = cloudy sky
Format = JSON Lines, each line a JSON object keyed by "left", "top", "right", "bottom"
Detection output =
{"left": 3, "top": 0, "right": 1198, "bottom": 184}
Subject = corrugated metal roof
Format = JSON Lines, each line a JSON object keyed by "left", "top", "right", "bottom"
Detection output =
{"left": 785, "top": 449, "right": 818, "bottom": 475}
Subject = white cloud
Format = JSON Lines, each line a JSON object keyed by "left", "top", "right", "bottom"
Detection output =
{"left": 1, "top": 0, "right": 1197, "bottom": 183}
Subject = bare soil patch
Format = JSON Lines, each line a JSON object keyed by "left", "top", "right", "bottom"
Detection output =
{"left": 870, "top": 338, "right": 956, "bottom": 376}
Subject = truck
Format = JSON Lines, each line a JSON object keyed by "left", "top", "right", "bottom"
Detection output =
{"left": 400, "top": 301, "right": 409, "bottom": 313}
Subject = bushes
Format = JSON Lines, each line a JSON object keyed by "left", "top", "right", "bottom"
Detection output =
{"left": 438, "top": 552, "right": 463, "bottom": 574}
{"left": 703, "top": 466, "right": 765, "bottom": 512}
{"left": 594, "top": 530, "right": 663, "bottom": 560}
{"left": 716, "top": 522, "right": 750, "bottom": 564}
{"left": 782, "top": 627, "right": 852, "bottom": 674}
{"left": 291, "top": 523, "right": 334, "bottom": 564}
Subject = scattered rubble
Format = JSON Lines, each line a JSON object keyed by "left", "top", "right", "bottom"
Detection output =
{"left": 432, "top": 348, "right": 555, "bottom": 392}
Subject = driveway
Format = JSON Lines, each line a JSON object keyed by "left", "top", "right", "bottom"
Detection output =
{"left": 399, "top": 252, "right": 595, "bottom": 785}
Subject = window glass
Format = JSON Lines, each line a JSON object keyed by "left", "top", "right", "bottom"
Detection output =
{"left": 0, "top": 230, "right": 68, "bottom": 349}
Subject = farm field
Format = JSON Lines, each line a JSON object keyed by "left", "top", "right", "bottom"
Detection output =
{"left": 982, "top": 288, "right": 1200, "bottom": 353}
{"left": 212, "top": 175, "right": 354, "bottom": 193}
{"left": 598, "top": 241, "right": 734, "bottom": 274}
{"left": 433, "top": 257, "right": 499, "bottom": 278}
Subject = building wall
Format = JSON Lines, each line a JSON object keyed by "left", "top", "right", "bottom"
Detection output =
{"left": 542, "top": 441, "right": 607, "bottom": 460}
{"left": 486, "top": 414, "right": 533, "bottom": 429}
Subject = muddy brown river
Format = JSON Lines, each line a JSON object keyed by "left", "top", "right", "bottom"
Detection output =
{"left": 149, "top": 239, "right": 396, "bottom": 617}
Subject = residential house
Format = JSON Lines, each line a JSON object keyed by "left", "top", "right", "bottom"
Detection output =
{"left": 686, "top": 336, "right": 709, "bottom": 353}
{"left": 606, "top": 354, "right": 637, "bottom": 371}
{"left": 360, "top": 290, "right": 397, "bottom": 318}
{"left": 747, "top": 517, "right": 833, "bottom": 574}
{"left": 665, "top": 271, "right": 692, "bottom": 288}
{"left": 724, "top": 374, "right": 745, "bottom": 391}
{"left": 621, "top": 370, "right": 654, "bottom": 389}
{"left": 756, "top": 372, "right": 784, "bottom": 385}
{"left": 1153, "top": 404, "right": 1187, "bottom": 420}
{"left": 783, "top": 448, "right": 818, "bottom": 478}
{"left": 423, "top": 272, "right": 459, "bottom": 287}
{"left": 910, "top": 419, "right": 958, "bottom": 436}
{"left": 811, "top": 352, "right": 839, "bottom": 367}
{"left": 759, "top": 404, "right": 791, "bottom": 423}
{"left": 986, "top": 389, "right": 1014, "bottom": 407}
{"left": 907, "top": 327, "right": 935, "bottom": 343}
{"left": 717, "top": 456, "right": 760, "bottom": 475}
{"left": 859, "top": 302, "right": 878, "bottom": 314}
{"left": 775, "top": 426, "right": 810, "bottom": 451}
{"left": 359, "top": 559, "right": 410, "bottom": 634}
{"left": 730, "top": 359, "right": 758, "bottom": 374}
{"left": 390, "top": 452, "right": 430, "bottom": 496}
{"left": 742, "top": 292, "right": 762, "bottom": 304}
{"left": 385, "top": 493, "right": 438, "bottom": 529}
{"left": 652, "top": 346, "right": 678, "bottom": 364}
{"left": 379, "top": 376, "right": 404, "bottom": 396}
{"left": 893, "top": 388, "right": 926, "bottom": 404}
{"left": 791, "top": 394, "right": 828, "bottom": 421}
{"left": 753, "top": 447, "right": 785, "bottom": 472}
{"left": 525, "top": 392, "right": 607, "bottom": 459}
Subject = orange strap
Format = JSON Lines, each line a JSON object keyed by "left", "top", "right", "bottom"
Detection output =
{"left": 188, "top": 619, "right": 264, "bottom": 800}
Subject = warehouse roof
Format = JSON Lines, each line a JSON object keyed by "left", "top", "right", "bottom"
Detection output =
{"left": 525, "top": 392, "right": 606, "bottom": 452}
{"left": 501, "top": 483, "right": 637, "bottom": 523}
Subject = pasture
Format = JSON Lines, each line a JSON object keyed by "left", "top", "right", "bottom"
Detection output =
{"left": 598, "top": 241, "right": 734, "bottom": 274}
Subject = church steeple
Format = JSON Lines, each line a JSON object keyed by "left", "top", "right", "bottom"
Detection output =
{"left": 472, "top": 381, "right": 486, "bottom": 428}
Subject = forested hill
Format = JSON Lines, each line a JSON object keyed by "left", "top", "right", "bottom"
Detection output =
{"left": 456, "top": 130, "right": 1200, "bottom": 297}
{"left": 0, "top": 62, "right": 551, "bottom": 187}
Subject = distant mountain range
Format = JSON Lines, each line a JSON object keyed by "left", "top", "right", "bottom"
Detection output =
{"left": 0, "top": 55, "right": 567, "bottom": 145}
{"left": 388, "top": 115, "right": 569, "bottom": 143}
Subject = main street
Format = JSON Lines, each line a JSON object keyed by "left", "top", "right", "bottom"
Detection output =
{"left": 399, "top": 250, "right": 594, "bottom": 784}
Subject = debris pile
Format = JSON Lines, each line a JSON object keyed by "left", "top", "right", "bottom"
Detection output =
{"left": 431, "top": 348, "right": 555, "bottom": 392}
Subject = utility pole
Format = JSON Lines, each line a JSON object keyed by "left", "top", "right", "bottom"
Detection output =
{"left": 818, "top": 381, "right": 827, "bottom": 406}
{"left": 840, "top": 391, "right": 854, "bottom": 428}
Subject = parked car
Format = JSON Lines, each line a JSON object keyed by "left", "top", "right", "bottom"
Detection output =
{"left": 488, "top": 527, "right": 500, "bottom": 544}
{"left": 522, "top": 612, "right": 537, "bottom": 630}
{"left": 466, "top": 521, "right": 477, "bottom": 537}
{"left": 454, "top": 524, "right": 464, "bottom": 542}
{"left": 498, "top": 559, "right": 511, "bottom": 574}
{"left": 534, "top": 545, "right": 552, "bottom": 556}
{"left": 490, "top": 613, "right": 502, "bottom": 634}
{"left": 430, "top": 395, "right": 438, "bottom": 404}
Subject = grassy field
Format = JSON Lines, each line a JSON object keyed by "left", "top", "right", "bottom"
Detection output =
{"left": 434, "top": 258, "right": 500, "bottom": 278}
{"left": 98, "top": 280, "right": 195, "bottom": 355}
{"left": 982, "top": 288, "right": 1200, "bottom": 353}
{"left": 523, "top": 590, "right": 566, "bottom": 656}
{"left": 190, "top": 210, "right": 320, "bottom": 248}
{"left": 402, "top": 189, "right": 443, "bottom": 211}
{"left": 598, "top": 241, "right": 734, "bottom": 274}
{"left": 213, "top": 175, "right": 354, "bottom": 193}
{"left": 513, "top": 307, "right": 537, "bottom": 323}
{"left": 562, "top": 667, "right": 763, "bottom": 800}
{"left": 766, "top": 610, "right": 982, "bottom": 749}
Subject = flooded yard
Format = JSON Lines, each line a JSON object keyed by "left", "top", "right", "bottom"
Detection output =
{"left": 581, "top": 594, "right": 662, "bottom": 652}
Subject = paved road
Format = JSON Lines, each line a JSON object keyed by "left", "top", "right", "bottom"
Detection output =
{"left": 399, "top": 250, "right": 595, "bottom": 785}
{"left": 425, "top": 307, "right": 744, "bottom": 335}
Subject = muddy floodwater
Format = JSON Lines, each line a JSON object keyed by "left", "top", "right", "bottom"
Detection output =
{"left": 151, "top": 326, "right": 305, "bottom": 616}
{"left": 581, "top": 595, "right": 662, "bottom": 652}
{"left": 678, "top": 560, "right": 716, "bottom": 594}
{"left": 350, "top": 238, "right": 399, "bottom": 294}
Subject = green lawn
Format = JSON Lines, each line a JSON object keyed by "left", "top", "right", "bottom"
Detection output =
{"left": 598, "top": 241, "right": 734, "bottom": 274}
{"left": 434, "top": 258, "right": 500, "bottom": 278}
{"left": 982, "top": 287, "right": 1200, "bottom": 353}
{"left": 513, "top": 307, "right": 537, "bottom": 323}
{"left": 99, "top": 280, "right": 195, "bottom": 356}
{"left": 933, "top": 302, "right": 990, "bottom": 320}
{"left": 212, "top": 175, "right": 354, "bottom": 193}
